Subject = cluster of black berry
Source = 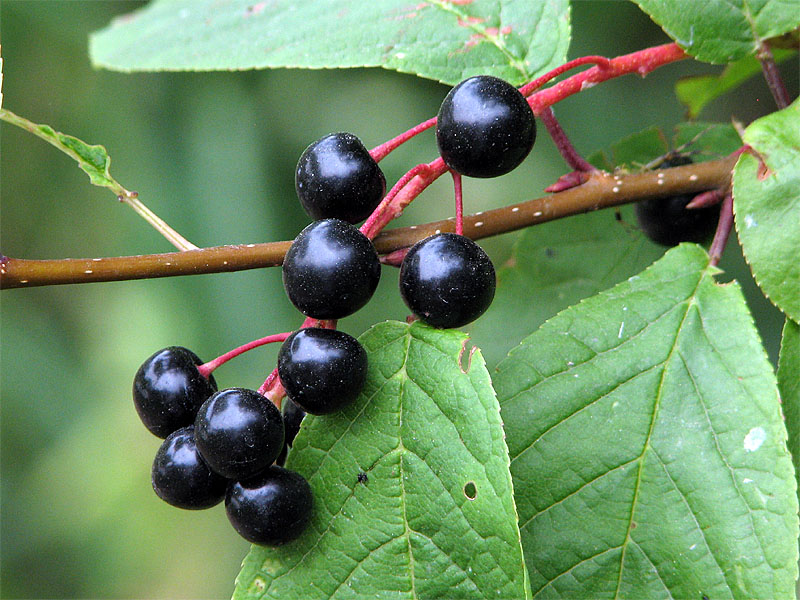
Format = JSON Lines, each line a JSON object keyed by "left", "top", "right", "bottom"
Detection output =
{"left": 133, "top": 346, "right": 313, "bottom": 546}
{"left": 289, "top": 75, "right": 536, "bottom": 329}
{"left": 132, "top": 74, "right": 538, "bottom": 547}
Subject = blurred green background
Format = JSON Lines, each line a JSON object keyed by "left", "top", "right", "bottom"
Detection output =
{"left": 1, "top": 2, "right": 795, "bottom": 598}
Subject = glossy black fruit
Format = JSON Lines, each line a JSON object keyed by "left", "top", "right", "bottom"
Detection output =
{"left": 278, "top": 328, "right": 368, "bottom": 415}
{"left": 194, "top": 388, "right": 284, "bottom": 480}
{"left": 282, "top": 397, "right": 306, "bottom": 447}
{"left": 225, "top": 466, "right": 313, "bottom": 546}
{"left": 133, "top": 346, "right": 217, "bottom": 438}
{"left": 151, "top": 426, "right": 227, "bottom": 510}
{"left": 635, "top": 156, "right": 720, "bottom": 247}
{"left": 399, "top": 233, "right": 496, "bottom": 329}
{"left": 275, "top": 397, "right": 306, "bottom": 466}
{"left": 282, "top": 219, "right": 381, "bottom": 319}
{"left": 295, "top": 133, "right": 386, "bottom": 224}
{"left": 436, "top": 75, "right": 536, "bottom": 178}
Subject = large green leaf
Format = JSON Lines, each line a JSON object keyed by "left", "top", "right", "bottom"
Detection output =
{"left": 474, "top": 122, "right": 740, "bottom": 367}
{"left": 90, "top": 0, "right": 570, "bottom": 86}
{"left": 778, "top": 318, "right": 800, "bottom": 505}
{"left": 468, "top": 208, "right": 663, "bottom": 368}
{"left": 495, "top": 244, "right": 798, "bottom": 598}
{"left": 733, "top": 98, "right": 800, "bottom": 321}
{"left": 675, "top": 50, "right": 797, "bottom": 118}
{"left": 234, "top": 321, "right": 528, "bottom": 599}
{"left": 632, "top": 0, "right": 800, "bottom": 63}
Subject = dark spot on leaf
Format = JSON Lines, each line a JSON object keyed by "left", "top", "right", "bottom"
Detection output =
{"left": 545, "top": 248, "right": 556, "bottom": 258}
{"left": 463, "top": 481, "right": 477, "bottom": 499}
{"left": 357, "top": 472, "right": 368, "bottom": 484}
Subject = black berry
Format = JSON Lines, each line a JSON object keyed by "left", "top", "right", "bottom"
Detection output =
{"left": 295, "top": 133, "right": 386, "bottom": 224}
{"left": 278, "top": 328, "right": 368, "bottom": 415}
{"left": 151, "top": 426, "right": 227, "bottom": 510}
{"left": 635, "top": 156, "right": 720, "bottom": 247}
{"left": 436, "top": 75, "right": 536, "bottom": 178}
{"left": 226, "top": 466, "right": 313, "bottom": 546}
{"left": 194, "top": 388, "right": 285, "bottom": 480}
{"left": 282, "top": 397, "right": 306, "bottom": 447}
{"left": 275, "top": 398, "right": 305, "bottom": 467}
{"left": 282, "top": 219, "right": 381, "bottom": 319}
{"left": 399, "top": 233, "right": 496, "bottom": 329}
{"left": 133, "top": 346, "right": 217, "bottom": 438}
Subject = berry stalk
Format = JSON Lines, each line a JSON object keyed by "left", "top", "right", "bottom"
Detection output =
{"left": 539, "top": 107, "right": 594, "bottom": 172}
{"left": 452, "top": 171, "right": 464, "bottom": 236}
{"left": 370, "top": 117, "right": 437, "bottom": 163}
{"left": 197, "top": 332, "right": 292, "bottom": 378}
{"left": 527, "top": 43, "right": 688, "bottom": 115}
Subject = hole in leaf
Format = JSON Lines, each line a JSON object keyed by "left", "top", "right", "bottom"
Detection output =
{"left": 463, "top": 481, "right": 477, "bottom": 500}
{"left": 458, "top": 339, "right": 477, "bottom": 374}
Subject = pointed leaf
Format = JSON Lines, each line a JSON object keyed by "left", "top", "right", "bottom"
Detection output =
{"left": 468, "top": 208, "right": 663, "bottom": 368}
{"left": 632, "top": 0, "right": 800, "bottom": 63}
{"left": 733, "top": 98, "right": 800, "bottom": 321}
{"left": 495, "top": 244, "right": 798, "bottom": 598}
{"left": 90, "top": 0, "right": 570, "bottom": 86}
{"left": 234, "top": 321, "right": 528, "bottom": 599}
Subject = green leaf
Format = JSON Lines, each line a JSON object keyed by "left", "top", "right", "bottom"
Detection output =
{"left": 235, "top": 321, "right": 529, "bottom": 599}
{"left": 778, "top": 318, "right": 800, "bottom": 506}
{"left": 588, "top": 122, "right": 740, "bottom": 171}
{"left": 495, "top": 244, "right": 798, "bottom": 598}
{"left": 0, "top": 110, "right": 119, "bottom": 190}
{"left": 673, "top": 122, "right": 743, "bottom": 160}
{"left": 632, "top": 0, "right": 800, "bottom": 63}
{"left": 733, "top": 98, "right": 800, "bottom": 321}
{"left": 468, "top": 208, "right": 664, "bottom": 368}
{"left": 611, "top": 127, "right": 670, "bottom": 169}
{"left": 675, "top": 50, "right": 797, "bottom": 118}
{"left": 90, "top": 0, "right": 570, "bottom": 86}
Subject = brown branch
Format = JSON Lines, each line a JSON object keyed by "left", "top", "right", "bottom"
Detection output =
{"left": 0, "top": 156, "right": 737, "bottom": 290}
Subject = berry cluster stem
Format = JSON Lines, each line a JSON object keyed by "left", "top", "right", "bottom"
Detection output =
{"left": 540, "top": 107, "right": 594, "bottom": 172}
{"left": 527, "top": 43, "right": 688, "bottom": 115}
{"left": 452, "top": 171, "right": 464, "bottom": 236}
{"left": 370, "top": 117, "right": 437, "bottom": 163}
{"left": 198, "top": 332, "right": 292, "bottom": 378}
{"left": 360, "top": 160, "right": 445, "bottom": 240}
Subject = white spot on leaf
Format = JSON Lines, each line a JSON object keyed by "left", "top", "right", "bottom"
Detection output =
{"left": 744, "top": 214, "right": 757, "bottom": 228}
{"left": 743, "top": 427, "right": 766, "bottom": 452}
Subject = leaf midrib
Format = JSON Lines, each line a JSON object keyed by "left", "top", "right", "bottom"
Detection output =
{"left": 611, "top": 267, "right": 708, "bottom": 599}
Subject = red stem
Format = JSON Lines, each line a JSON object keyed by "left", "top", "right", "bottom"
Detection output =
{"left": 757, "top": 42, "right": 791, "bottom": 109}
{"left": 540, "top": 107, "right": 594, "bottom": 172}
{"left": 197, "top": 332, "right": 292, "bottom": 378}
{"left": 358, "top": 43, "right": 688, "bottom": 242}
{"left": 370, "top": 117, "right": 438, "bottom": 163}
{"left": 361, "top": 161, "right": 441, "bottom": 239}
{"left": 709, "top": 193, "right": 734, "bottom": 266}
{"left": 528, "top": 43, "right": 687, "bottom": 115}
{"left": 452, "top": 171, "right": 464, "bottom": 235}
{"left": 519, "top": 55, "right": 612, "bottom": 96}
